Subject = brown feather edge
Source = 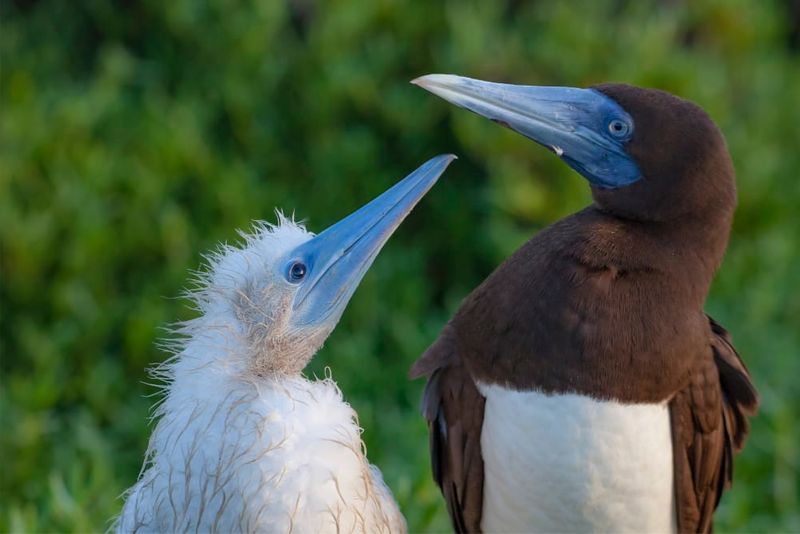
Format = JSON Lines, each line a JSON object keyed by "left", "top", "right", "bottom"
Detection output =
{"left": 411, "top": 326, "right": 486, "bottom": 533}
{"left": 670, "top": 315, "right": 758, "bottom": 533}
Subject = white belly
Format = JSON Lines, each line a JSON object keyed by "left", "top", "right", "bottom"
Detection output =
{"left": 477, "top": 383, "right": 676, "bottom": 533}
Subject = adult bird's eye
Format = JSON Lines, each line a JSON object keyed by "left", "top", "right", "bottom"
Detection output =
{"left": 608, "top": 119, "right": 630, "bottom": 138}
{"left": 288, "top": 261, "right": 307, "bottom": 282}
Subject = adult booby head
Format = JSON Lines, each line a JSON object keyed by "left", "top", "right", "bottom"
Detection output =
{"left": 413, "top": 74, "right": 736, "bottom": 223}
{"left": 117, "top": 155, "right": 455, "bottom": 533}
{"left": 411, "top": 75, "right": 757, "bottom": 533}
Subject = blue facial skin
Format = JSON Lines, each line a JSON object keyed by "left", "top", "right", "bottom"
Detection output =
{"left": 412, "top": 75, "right": 642, "bottom": 189}
{"left": 286, "top": 154, "right": 456, "bottom": 328}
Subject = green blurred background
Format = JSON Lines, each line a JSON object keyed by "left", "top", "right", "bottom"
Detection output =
{"left": 2, "top": 0, "right": 799, "bottom": 531}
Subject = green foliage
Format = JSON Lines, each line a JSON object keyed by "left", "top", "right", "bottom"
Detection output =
{"left": 2, "top": 0, "right": 798, "bottom": 531}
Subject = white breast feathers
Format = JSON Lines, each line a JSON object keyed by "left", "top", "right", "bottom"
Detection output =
{"left": 477, "top": 383, "right": 676, "bottom": 534}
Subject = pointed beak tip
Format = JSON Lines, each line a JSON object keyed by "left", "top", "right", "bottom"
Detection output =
{"left": 411, "top": 73, "right": 455, "bottom": 89}
{"left": 429, "top": 153, "right": 458, "bottom": 173}
{"left": 423, "top": 153, "right": 458, "bottom": 170}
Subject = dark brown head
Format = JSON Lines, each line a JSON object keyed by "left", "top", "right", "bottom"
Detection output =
{"left": 591, "top": 84, "right": 735, "bottom": 221}
{"left": 413, "top": 75, "right": 736, "bottom": 223}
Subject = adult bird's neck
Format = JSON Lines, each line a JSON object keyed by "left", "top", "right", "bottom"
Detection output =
{"left": 583, "top": 203, "right": 733, "bottom": 306}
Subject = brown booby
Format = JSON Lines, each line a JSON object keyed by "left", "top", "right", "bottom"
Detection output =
{"left": 410, "top": 75, "right": 758, "bottom": 533}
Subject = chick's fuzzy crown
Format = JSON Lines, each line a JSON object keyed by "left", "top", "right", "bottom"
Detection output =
{"left": 196, "top": 213, "right": 312, "bottom": 313}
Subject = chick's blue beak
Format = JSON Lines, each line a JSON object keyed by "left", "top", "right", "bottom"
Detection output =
{"left": 289, "top": 154, "right": 456, "bottom": 327}
{"left": 413, "top": 74, "right": 640, "bottom": 189}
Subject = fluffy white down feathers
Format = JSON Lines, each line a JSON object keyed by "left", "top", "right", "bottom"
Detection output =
{"left": 115, "top": 219, "right": 405, "bottom": 533}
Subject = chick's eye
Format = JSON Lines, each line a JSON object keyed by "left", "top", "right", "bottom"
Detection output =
{"left": 288, "top": 261, "right": 307, "bottom": 282}
{"left": 608, "top": 119, "right": 630, "bottom": 138}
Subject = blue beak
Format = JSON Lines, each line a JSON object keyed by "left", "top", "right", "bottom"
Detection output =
{"left": 412, "top": 74, "right": 640, "bottom": 189}
{"left": 289, "top": 154, "right": 456, "bottom": 327}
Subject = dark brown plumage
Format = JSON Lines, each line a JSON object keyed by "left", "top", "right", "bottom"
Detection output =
{"left": 411, "top": 83, "right": 758, "bottom": 533}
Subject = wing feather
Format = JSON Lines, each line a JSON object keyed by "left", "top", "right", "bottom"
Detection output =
{"left": 670, "top": 315, "right": 758, "bottom": 533}
{"left": 411, "top": 325, "right": 486, "bottom": 533}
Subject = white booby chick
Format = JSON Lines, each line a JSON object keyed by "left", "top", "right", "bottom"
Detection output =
{"left": 115, "top": 155, "right": 455, "bottom": 533}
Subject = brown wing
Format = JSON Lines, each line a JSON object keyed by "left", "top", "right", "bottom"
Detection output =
{"left": 670, "top": 315, "right": 758, "bottom": 533}
{"left": 410, "top": 324, "right": 486, "bottom": 533}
